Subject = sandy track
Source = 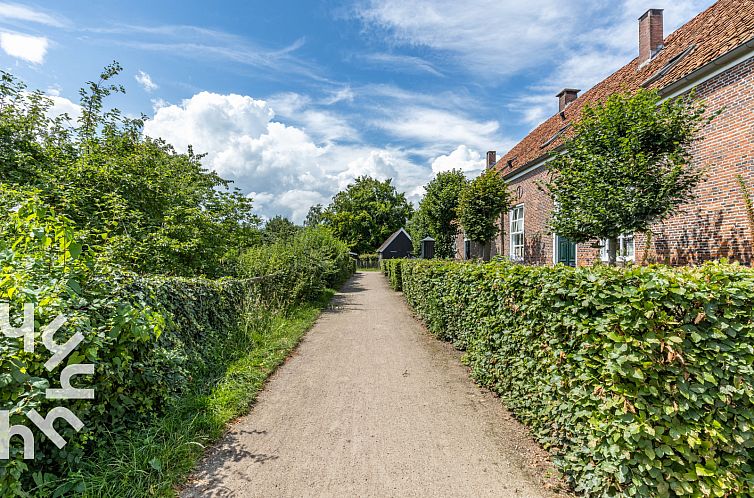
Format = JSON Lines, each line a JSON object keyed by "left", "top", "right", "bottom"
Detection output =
{"left": 181, "top": 271, "right": 568, "bottom": 498}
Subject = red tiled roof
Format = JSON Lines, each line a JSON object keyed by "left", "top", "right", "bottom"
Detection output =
{"left": 496, "top": 0, "right": 754, "bottom": 176}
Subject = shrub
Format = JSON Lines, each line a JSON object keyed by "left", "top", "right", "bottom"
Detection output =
{"left": 380, "top": 259, "right": 404, "bottom": 290}
{"left": 239, "top": 227, "right": 353, "bottom": 308}
{"left": 394, "top": 259, "right": 754, "bottom": 497}
{"left": 0, "top": 191, "right": 351, "bottom": 494}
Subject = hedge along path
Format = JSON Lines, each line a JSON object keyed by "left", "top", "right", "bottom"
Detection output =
{"left": 181, "top": 271, "right": 569, "bottom": 497}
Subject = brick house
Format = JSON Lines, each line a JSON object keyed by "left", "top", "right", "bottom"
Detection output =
{"left": 459, "top": 0, "right": 754, "bottom": 265}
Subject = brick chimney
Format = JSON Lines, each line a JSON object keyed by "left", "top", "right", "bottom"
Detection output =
{"left": 486, "top": 150, "right": 496, "bottom": 169}
{"left": 556, "top": 89, "right": 580, "bottom": 112}
{"left": 639, "top": 9, "right": 664, "bottom": 65}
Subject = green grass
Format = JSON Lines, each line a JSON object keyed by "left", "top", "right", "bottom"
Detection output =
{"left": 40, "top": 290, "right": 334, "bottom": 498}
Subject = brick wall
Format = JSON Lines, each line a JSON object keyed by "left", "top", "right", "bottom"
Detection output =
{"left": 497, "top": 55, "right": 754, "bottom": 266}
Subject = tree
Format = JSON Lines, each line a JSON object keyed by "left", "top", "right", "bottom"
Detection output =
{"left": 416, "top": 170, "right": 467, "bottom": 258}
{"left": 458, "top": 169, "right": 511, "bottom": 260}
{"left": 304, "top": 204, "right": 324, "bottom": 227}
{"left": 262, "top": 215, "right": 299, "bottom": 244}
{"left": 0, "top": 65, "right": 261, "bottom": 277}
{"left": 406, "top": 208, "right": 431, "bottom": 256}
{"left": 543, "top": 89, "right": 710, "bottom": 265}
{"left": 321, "top": 176, "right": 413, "bottom": 253}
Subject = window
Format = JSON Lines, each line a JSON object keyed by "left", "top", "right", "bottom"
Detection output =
{"left": 600, "top": 234, "right": 635, "bottom": 262}
{"left": 509, "top": 204, "right": 524, "bottom": 261}
{"left": 464, "top": 239, "right": 471, "bottom": 260}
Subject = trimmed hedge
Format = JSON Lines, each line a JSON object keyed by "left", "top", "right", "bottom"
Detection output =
{"left": 389, "top": 258, "right": 754, "bottom": 497}
{"left": 380, "top": 258, "right": 404, "bottom": 290}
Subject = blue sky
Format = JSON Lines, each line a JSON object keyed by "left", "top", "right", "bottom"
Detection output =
{"left": 0, "top": 0, "right": 715, "bottom": 222}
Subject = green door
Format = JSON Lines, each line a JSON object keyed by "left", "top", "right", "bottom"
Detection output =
{"left": 556, "top": 236, "right": 576, "bottom": 266}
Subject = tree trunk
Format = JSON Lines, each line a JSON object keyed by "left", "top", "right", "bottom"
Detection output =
{"left": 607, "top": 236, "right": 619, "bottom": 266}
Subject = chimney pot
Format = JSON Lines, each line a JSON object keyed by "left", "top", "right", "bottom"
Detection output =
{"left": 556, "top": 89, "right": 580, "bottom": 112}
{"left": 486, "top": 150, "right": 496, "bottom": 169}
{"left": 639, "top": 9, "right": 664, "bottom": 65}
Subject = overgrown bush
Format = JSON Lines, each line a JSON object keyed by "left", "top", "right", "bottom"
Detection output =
{"left": 0, "top": 191, "right": 351, "bottom": 495}
{"left": 393, "top": 259, "right": 754, "bottom": 497}
{"left": 239, "top": 227, "right": 353, "bottom": 309}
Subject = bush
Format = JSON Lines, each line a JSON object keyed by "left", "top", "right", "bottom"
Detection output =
{"left": 380, "top": 259, "right": 404, "bottom": 290}
{"left": 239, "top": 227, "right": 353, "bottom": 309}
{"left": 0, "top": 191, "right": 352, "bottom": 494}
{"left": 393, "top": 259, "right": 754, "bottom": 497}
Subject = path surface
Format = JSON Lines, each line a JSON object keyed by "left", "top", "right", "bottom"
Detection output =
{"left": 182, "top": 272, "right": 568, "bottom": 498}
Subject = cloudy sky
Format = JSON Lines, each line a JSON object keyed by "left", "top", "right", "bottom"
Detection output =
{"left": 1, "top": 0, "right": 715, "bottom": 222}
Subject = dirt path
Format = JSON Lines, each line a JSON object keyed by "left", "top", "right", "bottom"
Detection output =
{"left": 182, "top": 271, "right": 569, "bottom": 498}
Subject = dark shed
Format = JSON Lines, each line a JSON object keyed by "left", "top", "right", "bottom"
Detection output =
{"left": 377, "top": 228, "right": 413, "bottom": 260}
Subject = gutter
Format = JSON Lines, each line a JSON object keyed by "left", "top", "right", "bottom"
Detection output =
{"left": 501, "top": 35, "right": 754, "bottom": 182}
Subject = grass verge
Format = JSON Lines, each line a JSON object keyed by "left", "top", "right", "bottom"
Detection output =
{"left": 41, "top": 290, "right": 335, "bottom": 498}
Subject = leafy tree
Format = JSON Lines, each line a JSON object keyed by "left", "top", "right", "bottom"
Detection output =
{"left": 304, "top": 203, "right": 324, "bottom": 227}
{"left": 0, "top": 65, "right": 261, "bottom": 277}
{"left": 321, "top": 176, "right": 413, "bottom": 253}
{"left": 543, "top": 89, "right": 710, "bottom": 265}
{"left": 406, "top": 208, "right": 431, "bottom": 256}
{"left": 416, "top": 170, "right": 467, "bottom": 258}
{"left": 262, "top": 215, "right": 299, "bottom": 244}
{"left": 458, "top": 169, "right": 511, "bottom": 260}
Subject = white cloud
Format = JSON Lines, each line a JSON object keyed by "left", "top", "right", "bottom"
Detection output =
{"left": 322, "top": 86, "right": 355, "bottom": 105}
{"left": 0, "top": 3, "right": 65, "bottom": 27}
{"left": 47, "top": 94, "right": 82, "bottom": 122}
{"left": 372, "top": 106, "right": 500, "bottom": 154}
{"left": 143, "top": 91, "right": 431, "bottom": 222}
{"left": 0, "top": 32, "right": 47, "bottom": 63}
{"left": 431, "top": 145, "right": 484, "bottom": 176}
{"left": 135, "top": 70, "right": 158, "bottom": 92}
{"left": 361, "top": 52, "right": 443, "bottom": 77}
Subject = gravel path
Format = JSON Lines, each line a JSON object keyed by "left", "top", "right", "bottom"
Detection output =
{"left": 181, "top": 271, "right": 569, "bottom": 498}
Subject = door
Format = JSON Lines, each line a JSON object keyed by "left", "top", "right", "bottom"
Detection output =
{"left": 556, "top": 236, "right": 576, "bottom": 266}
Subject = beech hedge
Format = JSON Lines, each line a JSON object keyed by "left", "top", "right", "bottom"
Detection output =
{"left": 387, "top": 258, "right": 754, "bottom": 497}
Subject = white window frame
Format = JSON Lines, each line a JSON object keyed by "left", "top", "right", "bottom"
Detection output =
{"left": 509, "top": 204, "right": 525, "bottom": 262}
{"left": 600, "top": 234, "right": 635, "bottom": 263}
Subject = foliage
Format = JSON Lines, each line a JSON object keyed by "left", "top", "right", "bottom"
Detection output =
{"left": 0, "top": 65, "right": 260, "bottom": 278}
{"left": 387, "top": 258, "right": 754, "bottom": 497}
{"left": 406, "top": 208, "right": 430, "bottom": 256}
{"left": 304, "top": 204, "right": 324, "bottom": 227}
{"left": 261, "top": 215, "right": 299, "bottom": 245}
{"left": 415, "top": 170, "right": 467, "bottom": 258}
{"left": 239, "top": 227, "right": 353, "bottom": 308}
{"left": 736, "top": 175, "right": 754, "bottom": 243}
{"left": 356, "top": 253, "right": 379, "bottom": 269}
{"left": 321, "top": 176, "right": 413, "bottom": 254}
{"left": 0, "top": 190, "right": 351, "bottom": 495}
{"left": 457, "top": 169, "right": 510, "bottom": 248}
{"left": 50, "top": 293, "right": 330, "bottom": 498}
{"left": 544, "top": 89, "right": 711, "bottom": 264}
{"left": 380, "top": 259, "right": 404, "bottom": 291}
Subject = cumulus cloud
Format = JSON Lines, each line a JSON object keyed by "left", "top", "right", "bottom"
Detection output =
{"left": 135, "top": 70, "right": 158, "bottom": 92}
{"left": 431, "top": 145, "right": 484, "bottom": 176}
{"left": 0, "top": 32, "right": 47, "bottom": 63}
{"left": 47, "top": 94, "right": 82, "bottom": 122}
{"left": 143, "top": 91, "right": 434, "bottom": 222}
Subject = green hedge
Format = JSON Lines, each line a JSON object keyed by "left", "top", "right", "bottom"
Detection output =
{"left": 391, "top": 259, "right": 754, "bottom": 497}
{"left": 0, "top": 192, "right": 353, "bottom": 495}
{"left": 239, "top": 227, "right": 354, "bottom": 308}
{"left": 380, "top": 258, "right": 404, "bottom": 290}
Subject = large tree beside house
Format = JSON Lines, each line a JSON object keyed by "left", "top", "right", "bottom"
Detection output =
{"left": 415, "top": 170, "right": 468, "bottom": 258}
{"left": 321, "top": 176, "right": 413, "bottom": 254}
{"left": 458, "top": 169, "right": 510, "bottom": 260}
{"left": 544, "top": 89, "right": 711, "bottom": 265}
